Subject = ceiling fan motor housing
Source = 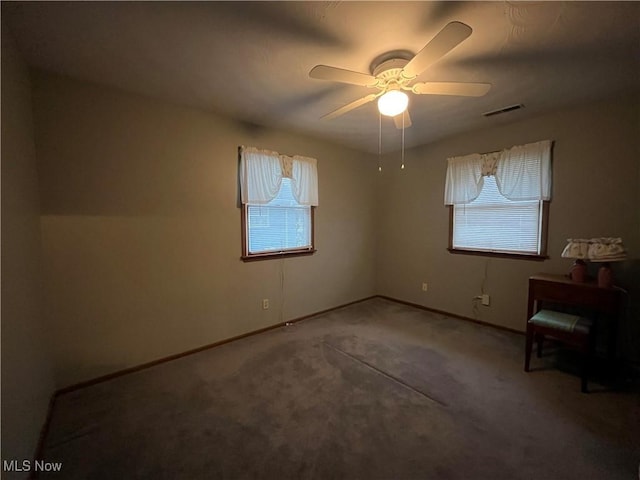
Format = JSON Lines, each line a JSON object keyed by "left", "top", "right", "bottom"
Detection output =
{"left": 372, "top": 58, "right": 414, "bottom": 92}
{"left": 372, "top": 58, "right": 410, "bottom": 78}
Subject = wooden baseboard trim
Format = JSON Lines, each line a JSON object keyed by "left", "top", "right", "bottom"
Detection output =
{"left": 375, "top": 295, "right": 524, "bottom": 336}
{"left": 55, "top": 295, "right": 376, "bottom": 396}
{"left": 285, "top": 296, "right": 377, "bottom": 323}
{"left": 30, "top": 393, "right": 57, "bottom": 479}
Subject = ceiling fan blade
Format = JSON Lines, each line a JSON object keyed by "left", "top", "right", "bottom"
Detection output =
{"left": 412, "top": 82, "right": 491, "bottom": 97}
{"left": 309, "top": 65, "right": 378, "bottom": 87}
{"left": 322, "top": 93, "right": 379, "bottom": 120}
{"left": 394, "top": 110, "right": 412, "bottom": 129}
{"left": 402, "top": 22, "right": 472, "bottom": 78}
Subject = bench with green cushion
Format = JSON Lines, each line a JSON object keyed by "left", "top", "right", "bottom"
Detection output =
{"left": 524, "top": 309, "right": 595, "bottom": 393}
{"left": 529, "top": 309, "right": 593, "bottom": 334}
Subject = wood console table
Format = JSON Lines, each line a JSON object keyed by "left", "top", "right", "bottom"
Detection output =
{"left": 528, "top": 273, "right": 624, "bottom": 366}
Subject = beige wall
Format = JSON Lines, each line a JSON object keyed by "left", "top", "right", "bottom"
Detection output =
{"left": 1, "top": 28, "right": 55, "bottom": 476}
{"left": 32, "top": 73, "right": 377, "bottom": 388}
{"left": 376, "top": 95, "right": 640, "bottom": 360}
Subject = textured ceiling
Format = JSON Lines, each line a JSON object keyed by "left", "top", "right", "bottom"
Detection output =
{"left": 3, "top": 1, "right": 639, "bottom": 153}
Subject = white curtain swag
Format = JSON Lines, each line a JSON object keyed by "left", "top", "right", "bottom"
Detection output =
{"left": 240, "top": 148, "right": 282, "bottom": 204}
{"left": 444, "top": 140, "right": 552, "bottom": 205}
{"left": 290, "top": 155, "right": 319, "bottom": 206}
{"left": 240, "top": 146, "right": 319, "bottom": 206}
{"left": 444, "top": 153, "right": 484, "bottom": 204}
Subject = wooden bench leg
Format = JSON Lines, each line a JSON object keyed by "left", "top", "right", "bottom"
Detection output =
{"left": 581, "top": 331, "right": 597, "bottom": 393}
{"left": 525, "top": 325, "right": 534, "bottom": 372}
{"left": 581, "top": 353, "right": 589, "bottom": 393}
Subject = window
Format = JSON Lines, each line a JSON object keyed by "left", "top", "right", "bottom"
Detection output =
{"left": 451, "top": 177, "right": 548, "bottom": 256}
{"left": 239, "top": 147, "right": 318, "bottom": 261}
{"left": 445, "top": 140, "right": 552, "bottom": 259}
{"left": 245, "top": 178, "right": 313, "bottom": 255}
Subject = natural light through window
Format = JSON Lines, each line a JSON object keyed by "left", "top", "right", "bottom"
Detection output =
{"left": 246, "top": 178, "right": 312, "bottom": 255}
{"left": 239, "top": 146, "right": 318, "bottom": 260}
{"left": 452, "top": 176, "right": 543, "bottom": 255}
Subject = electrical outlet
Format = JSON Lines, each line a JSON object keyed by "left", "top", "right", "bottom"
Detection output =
{"left": 262, "top": 299, "right": 269, "bottom": 310}
{"left": 422, "top": 282, "right": 428, "bottom": 292}
{"left": 481, "top": 294, "right": 490, "bottom": 306}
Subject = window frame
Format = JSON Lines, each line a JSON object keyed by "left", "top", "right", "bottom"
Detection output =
{"left": 447, "top": 200, "right": 549, "bottom": 261}
{"left": 241, "top": 202, "right": 316, "bottom": 262}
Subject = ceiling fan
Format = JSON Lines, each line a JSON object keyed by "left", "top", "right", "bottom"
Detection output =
{"left": 309, "top": 22, "right": 491, "bottom": 129}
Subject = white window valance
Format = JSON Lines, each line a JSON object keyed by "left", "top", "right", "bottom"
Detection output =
{"left": 444, "top": 140, "right": 552, "bottom": 205}
{"left": 240, "top": 146, "right": 319, "bottom": 206}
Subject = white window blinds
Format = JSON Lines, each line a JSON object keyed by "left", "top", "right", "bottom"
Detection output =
{"left": 247, "top": 178, "right": 312, "bottom": 254}
{"left": 452, "top": 177, "right": 542, "bottom": 254}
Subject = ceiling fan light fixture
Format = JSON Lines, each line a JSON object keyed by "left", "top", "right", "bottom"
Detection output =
{"left": 377, "top": 90, "right": 409, "bottom": 117}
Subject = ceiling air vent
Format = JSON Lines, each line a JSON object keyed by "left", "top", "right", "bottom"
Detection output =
{"left": 482, "top": 104, "right": 524, "bottom": 117}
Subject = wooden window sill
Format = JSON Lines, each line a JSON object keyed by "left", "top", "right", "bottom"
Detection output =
{"left": 447, "top": 248, "right": 548, "bottom": 261}
{"left": 241, "top": 249, "right": 316, "bottom": 262}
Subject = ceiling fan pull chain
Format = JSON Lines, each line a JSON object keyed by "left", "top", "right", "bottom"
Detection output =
{"left": 401, "top": 112, "right": 405, "bottom": 170}
{"left": 378, "top": 112, "right": 382, "bottom": 172}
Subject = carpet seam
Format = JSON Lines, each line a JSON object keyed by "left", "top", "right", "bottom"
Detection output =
{"left": 321, "top": 341, "right": 447, "bottom": 407}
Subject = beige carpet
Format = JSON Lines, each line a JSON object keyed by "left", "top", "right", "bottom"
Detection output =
{"left": 39, "top": 298, "right": 639, "bottom": 479}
